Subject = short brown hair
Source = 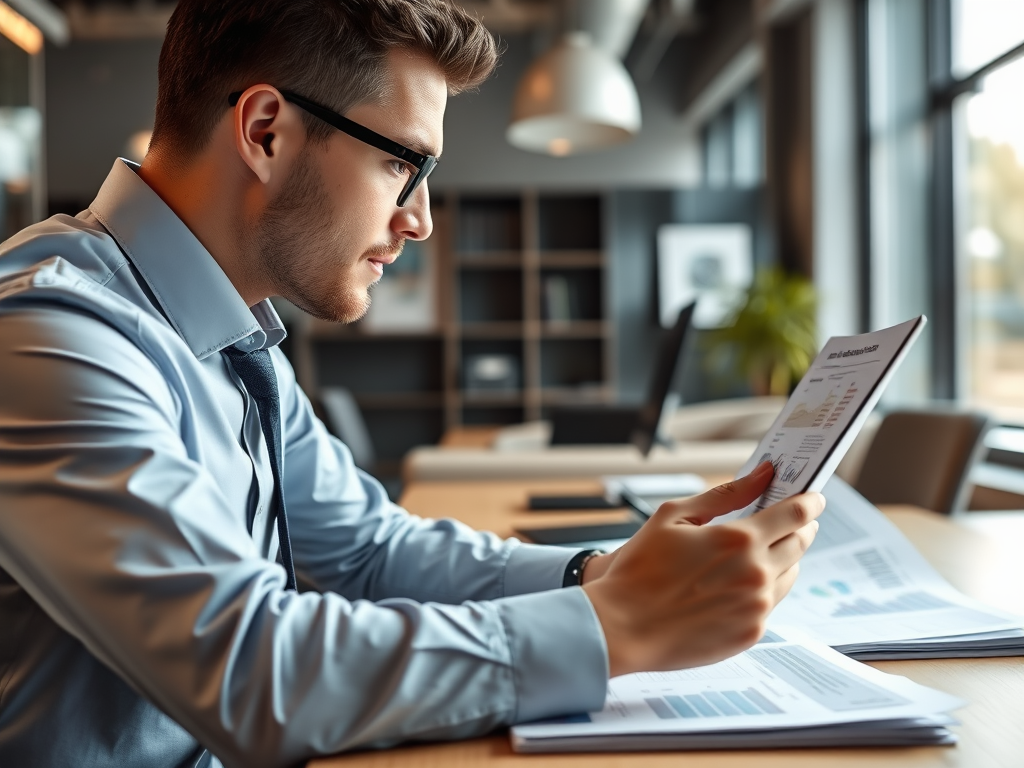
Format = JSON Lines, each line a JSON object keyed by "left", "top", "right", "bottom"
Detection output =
{"left": 150, "top": 0, "right": 497, "bottom": 160}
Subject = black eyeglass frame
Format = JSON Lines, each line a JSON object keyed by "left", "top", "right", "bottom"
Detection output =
{"left": 228, "top": 89, "right": 437, "bottom": 207}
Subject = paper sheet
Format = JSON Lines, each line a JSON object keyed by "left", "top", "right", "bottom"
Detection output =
{"left": 720, "top": 317, "right": 925, "bottom": 521}
{"left": 511, "top": 628, "right": 963, "bottom": 748}
{"left": 772, "top": 478, "right": 1024, "bottom": 646}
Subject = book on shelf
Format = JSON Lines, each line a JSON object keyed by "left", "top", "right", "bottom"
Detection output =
{"left": 542, "top": 274, "right": 573, "bottom": 324}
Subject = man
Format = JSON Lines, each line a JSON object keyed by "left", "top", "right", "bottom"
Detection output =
{"left": 0, "top": 2, "right": 822, "bottom": 766}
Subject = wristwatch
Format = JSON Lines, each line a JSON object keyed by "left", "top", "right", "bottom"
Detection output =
{"left": 562, "top": 549, "right": 604, "bottom": 588}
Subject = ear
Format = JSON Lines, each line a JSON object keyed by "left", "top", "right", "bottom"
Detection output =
{"left": 231, "top": 85, "right": 306, "bottom": 186}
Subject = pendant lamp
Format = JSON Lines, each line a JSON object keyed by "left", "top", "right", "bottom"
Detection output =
{"left": 507, "top": 31, "right": 642, "bottom": 156}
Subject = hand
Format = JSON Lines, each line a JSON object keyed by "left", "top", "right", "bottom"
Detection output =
{"left": 582, "top": 461, "right": 823, "bottom": 677}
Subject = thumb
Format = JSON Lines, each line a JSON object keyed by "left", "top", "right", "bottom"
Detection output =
{"left": 670, "top": 461, "right": 774, "bottom": 526}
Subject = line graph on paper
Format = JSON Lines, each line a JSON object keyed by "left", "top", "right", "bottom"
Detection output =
{"left": 783, "top": 375, "right": 861, "bottom": 430}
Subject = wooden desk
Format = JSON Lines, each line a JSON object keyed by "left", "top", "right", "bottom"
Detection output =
{"left": 312, "top": 480, "right": 1024, "bottom": 768}
{"left": 437, "top": 425, "right": 501, "bottom": 449}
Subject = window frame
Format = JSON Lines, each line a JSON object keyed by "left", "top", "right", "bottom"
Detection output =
{"left": 857, "top": 0, "right": 1024, "bottom": 401}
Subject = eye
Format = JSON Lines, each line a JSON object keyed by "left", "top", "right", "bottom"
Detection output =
{"left": 389, "top": 159, "right": 412, "bottom": 176}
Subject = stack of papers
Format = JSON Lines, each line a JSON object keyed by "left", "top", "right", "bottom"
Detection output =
{"left": 570, "top": 476, "right": 1024, "bottom": 660}
{"left": 774, "top": 478, "right": 1024, "bottom": 660}
{"left": 511, "top": 629, "right": 962, "bottom": 753}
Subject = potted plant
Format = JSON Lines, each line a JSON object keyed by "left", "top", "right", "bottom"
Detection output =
{"left": 708, "top": 267, "right": 818, "bottom": 396}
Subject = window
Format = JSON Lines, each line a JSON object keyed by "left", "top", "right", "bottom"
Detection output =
{"left": 951, "top": 5, "right": 1024, "bottom": 418}
{"left": 960, "top": 58, "right": 1024, "bottom": 416}
{"left": 952, "top": 0, "right": 1024, "bottom": 77}
{"left": 701, "top": 81, "right": 763, "bottom": 189}
{"left": 861, "top": 0, "right": 1024, "bottom": 414}
{"left": 863, "top": 0, "right": 931, "bottom": 404}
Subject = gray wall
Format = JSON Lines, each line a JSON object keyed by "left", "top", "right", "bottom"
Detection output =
{"left": 45, "top": 38, "right": 161, "bottom": 208}
{"left": 609, "top": 187, "right": 765, "bottom": 404}
{"left": 44, "top": 32, "right": 703, "bottom": 204}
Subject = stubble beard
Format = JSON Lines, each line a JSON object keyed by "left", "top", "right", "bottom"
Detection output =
{"left": 248, "top": 146, "right": 370, "bottom": 324}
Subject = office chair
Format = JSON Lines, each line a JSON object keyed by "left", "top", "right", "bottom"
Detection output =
{"left": 319, "top": 387, "right": 377, "bottom": 472}
{"left": 317, "top": 386, "right": 407, "bottom": 500}
{"left": 853, "top": 409, "right": 990, "bottom": 515}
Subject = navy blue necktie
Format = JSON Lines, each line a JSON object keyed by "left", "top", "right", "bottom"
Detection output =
{"left": 224, "top": 347, "right": 297, "bottom": 590}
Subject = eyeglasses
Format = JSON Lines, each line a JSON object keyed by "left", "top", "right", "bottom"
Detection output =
{"left": 228, "top": 89, "right": 438, "bottom": 207}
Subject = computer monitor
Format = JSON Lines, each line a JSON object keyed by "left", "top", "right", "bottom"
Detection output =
{"left": 548, "top": 301, "right": 697, "bottom": 456}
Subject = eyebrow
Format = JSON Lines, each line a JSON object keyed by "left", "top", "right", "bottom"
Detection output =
{"left": 395, "top": 134, "right": 441, "bottom": 159}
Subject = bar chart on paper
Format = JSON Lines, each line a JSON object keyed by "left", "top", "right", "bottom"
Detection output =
{"left": 511, "top": 627, "right": 963, "bottom": 753}
{"left": 830, "top": 591, "right": 955, "bottom": 618}
{"left": 645, "top": 690, "right": 783, "bottom": 720}
{"left": 770, "top": 478, "right": 1024, "bottom": 648}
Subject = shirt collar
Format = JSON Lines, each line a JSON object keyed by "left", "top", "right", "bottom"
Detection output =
{"left": 89, "top": 158, "right": 286, "bottom": 360}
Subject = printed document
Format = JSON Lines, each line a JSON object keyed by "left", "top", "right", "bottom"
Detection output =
{"left": 775, "top": 478, "right": 1024, "bottom": 658}
{"left": 511, "top": 628, "right": 962, "bottom": 752}
{"left": 723, "top": 317, "right": 925, "bottom": 521}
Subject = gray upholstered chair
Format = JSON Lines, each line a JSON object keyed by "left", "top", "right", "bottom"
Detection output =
{"left": 319, "top": 387, "right": 376, "bottom": 472}
{"left": 853, "top": 409, "right": 991, "bottom": 515}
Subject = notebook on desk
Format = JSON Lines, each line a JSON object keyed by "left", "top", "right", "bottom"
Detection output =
{"left": 548, "top": 301, "right": 696, "bottom": 455}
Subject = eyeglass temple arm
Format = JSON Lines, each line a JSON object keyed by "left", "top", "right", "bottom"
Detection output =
{"left": 227, "top": 90, "right": 428, "bottom": 169}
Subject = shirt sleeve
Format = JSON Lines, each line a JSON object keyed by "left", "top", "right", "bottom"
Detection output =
{"left": 274, "top": 346, "right": 588, "bottom": 603}
{"left": 0, "top": 304, "right": 608, "bottom": 768}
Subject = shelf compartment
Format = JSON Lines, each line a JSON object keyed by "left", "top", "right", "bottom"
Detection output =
{"left": 362, "top": 408, "right": 445, "bottom": 461}
{"left": 460, "top": 405, "right": 525, "bottom": 425}
{"left": 539, "top": 268, "right": 603, "bottom": 322}
{"left": 353, "top": 393, "right": 445, "bottom": 409}
{"left": 306, "top": 320, "right": 444, "bottom": 340}
{"left": 538, "top": 251, "right": 604, "bottom": 268}
{"left": 538, "top": 320, "right": 611, "bottom": 338}
{"left": 461, "top": 391, "right": 524, "bottom": 406}
{"left": 539, "top": 338, "right": 604, "bottom": 388}
{"left": 459, "top": 269, "right": 523, "bottom": 323}
{"left": 539, "top": 385, "right": 614, "bottom": 405}
{"left": 461, "top": 339, "right": 523, "bottom": 393}
{"left": 538, "top": 194, "right": 602, "bottom": 251}
{"left": 457, "top": 252, "right": 523, "bottom": 268}
{"left": 314, "top": 337, "right": 443, "bottom": 394}
{"left": 458, "top": 196, "right": 523, "bottom": 251}
{"left": 460, "top": 321, "right": 525, "bottom": 338}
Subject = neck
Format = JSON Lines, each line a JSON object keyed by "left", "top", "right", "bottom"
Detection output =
{"left": 137, "top": 135, "right": 268, "bottom": 307}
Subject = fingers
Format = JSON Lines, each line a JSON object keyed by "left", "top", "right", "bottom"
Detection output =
{"left": 751, "top": 492, "right": 826, "bottom": 545}
{"left": 772, "top": 561, "right": 801, "bottom": 606}
{"left": 669, "top": 461, "right": 775, "bottom": 526}
{"left": 766, "top": 519, "right": 819, "bottom": 573}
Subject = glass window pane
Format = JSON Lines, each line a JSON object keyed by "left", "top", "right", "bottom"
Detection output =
{"left": 953, "top": 0, "right": 1024, "bottom": 77}
{"left": 959, "top": 56, "right": 1024, "bottom": 416}
{"left": 867, "top": 0, "right": 932, "bottom": 404}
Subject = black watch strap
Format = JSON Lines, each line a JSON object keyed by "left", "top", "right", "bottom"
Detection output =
{"left": 562, "top": 549, "right": 603, "bottom": 588}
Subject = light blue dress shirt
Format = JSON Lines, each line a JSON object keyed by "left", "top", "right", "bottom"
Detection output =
{"left": 0, "top": 159, "right": 608, "bottom": 768}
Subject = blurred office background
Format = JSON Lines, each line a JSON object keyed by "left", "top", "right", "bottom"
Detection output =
{"left": 3, "top": 0, "right": 1024, "bottom": 503}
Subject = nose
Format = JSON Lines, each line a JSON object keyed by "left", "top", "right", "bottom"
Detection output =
{"left": 392, "top": 181, "right": 433, "bottom": 241}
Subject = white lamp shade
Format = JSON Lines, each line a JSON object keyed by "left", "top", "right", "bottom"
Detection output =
{"left": 507, "top": 32, "right": 641, "bottom": 156}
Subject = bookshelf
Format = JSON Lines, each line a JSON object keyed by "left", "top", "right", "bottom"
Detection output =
{"left": 449, "top": 191, "right": 613, "bottom": 426}
{"left": 287, "top": 190, "right": 615, "bottom": 480}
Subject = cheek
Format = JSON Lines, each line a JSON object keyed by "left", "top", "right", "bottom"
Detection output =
{"left": 325, "top": 177, "right": 396, "bottom": 243}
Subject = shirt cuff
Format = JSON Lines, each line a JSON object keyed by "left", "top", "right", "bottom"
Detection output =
{"left": 503, "top": 542, "right": 581, "bottom": 596}
{"left": 495, "top": 586, "right": 609, "bottom": 723}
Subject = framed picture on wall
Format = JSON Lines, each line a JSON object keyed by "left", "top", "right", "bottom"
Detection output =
{"left": 657, "top": 224, "right": 753, "bottom": 329}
